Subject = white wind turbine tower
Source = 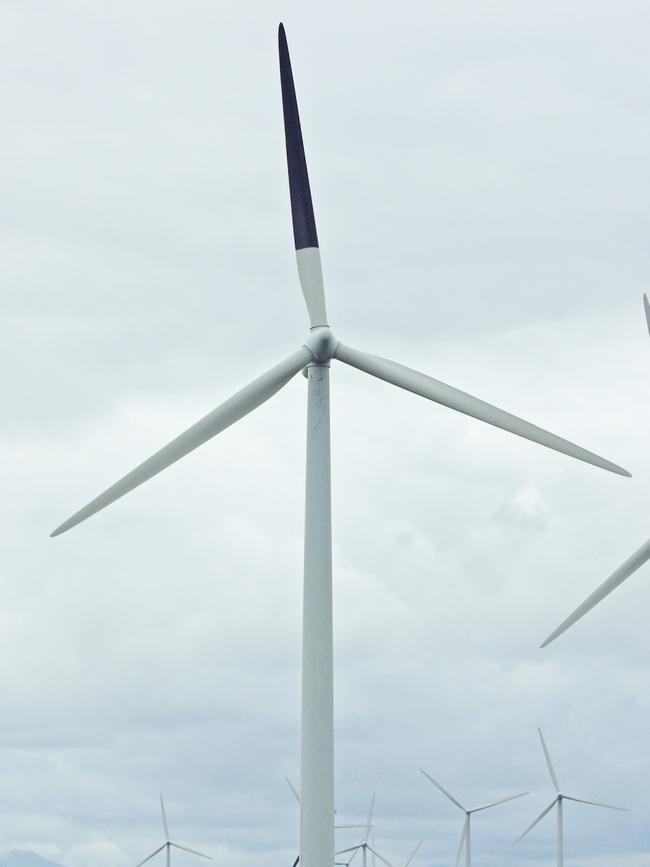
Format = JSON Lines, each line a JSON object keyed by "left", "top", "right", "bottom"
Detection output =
{"left": 420, "top": 768, "right": 527, "bottom": 866}
{"left": 136, "top": 795, "right": 213, "bottom": 867}
{"left": 541, "top": 293, "right": 650, "bottom": 647}
{"left": 513, "top": 728, "right": 628, "bottom": 866}
{"left": 50, "top": 23, "right": 631, "bottom": 867}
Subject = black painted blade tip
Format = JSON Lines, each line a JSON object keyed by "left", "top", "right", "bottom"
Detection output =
{"left": 277, "top": 22, "right": 319, "bottom": 250}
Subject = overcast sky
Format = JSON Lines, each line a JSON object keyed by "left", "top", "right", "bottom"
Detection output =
{"left": 2, "top": 2, "right": 650, "bottom": 866}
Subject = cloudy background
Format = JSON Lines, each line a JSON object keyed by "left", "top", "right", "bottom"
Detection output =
{"left": 2, "top": 1, "right": 650, "bottom": 865}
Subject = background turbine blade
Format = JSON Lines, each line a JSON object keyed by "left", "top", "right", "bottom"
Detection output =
{"left": 419, "top": 768, "right": 466, "bottom": 812}
{"left": 334, "top": 343, "right": 630, "bottom": 477}
{"left": 170, "top": 843, "right": 213, "bottom": 860}
{"left": 541, "top": 537, "right": 650, "bottom": 647}
{"left": 512, "top": 799, "right": 558, "bottom": 846}
{"left": 366, "top": 845, "right": 394, "bottom": 867}
{"left": 51, "top": 346, "right": 313, "bottom": 536}
{"left": 563, "top": 795, "right": 630, "bottom": 811}
{"left": 538, "top": 728, "right": 561, "bottom": 792}
{"left": 335, "top": 847, "right": 362, "bottom": 857}
{"left": 286, "top": 776, "right": 301, "bottom": 804}
{"left": 335, "top": 825, "right": 373, "bottom": 829}
{"left": 403, "top": 838, "right": 424, "bottom": 867}
{"left": 454, "top": 817, "right": 468, "bottom": 867}
{"left": 363, "top": 793, "right": 375, "bottom": 842}
{"left": 160, "top": 794, "right": 170, "bottom": 840}
{"left": 136, "top": 845, "right": 167, "bottom": 867}
{"left": 644, "top": 293, "right": 650, "bottom": 336}
{"left": 470, "top": 792, "right": 529, "bottom": 813}
{"left": 278, "top": 24, "right": 327, "bottom": 327}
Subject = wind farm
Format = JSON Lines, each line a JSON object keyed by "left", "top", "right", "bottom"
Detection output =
{"left": 47, "top": 17, "right": 634, "bottom": 867}
{"left": 3, "top": 4, "right": 650, "bottom": 867}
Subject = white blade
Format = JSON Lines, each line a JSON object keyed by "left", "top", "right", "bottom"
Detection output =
{"left": 541, "top": 537, "right": 650, "bottom": 647}
{"left": 364, "top": 793, "right": 375, "bottom": 842}
{"left": 470, "top": 791, "right": 529, "bottom": 813}
{"left": 136, "top": 845, "right": 167, "bottom": 867}
{"left": 538, "top": 728, "right": 560, "bottom": 792}
{"left": 419, "top": 769, "right": 465, "bottom": 812}
{"left": 563, "top": 795, "right": 629, "bottom": 812}
{"left": 160, "top": 794, "right": 170, "bottom": 840}
{"left": 335, "top": 825, "right": 373, "bottom": 830}
{"left": 170, "top": 843, "right": 213, "bottom": 860}
{"left": 51, "top": 346, "right": 313, "bottom": 536}
{"left": 366, "top": 846, "right": 394, "bottom": 867}
{"left": 334, "top": 343, "right": 630, "bottom": 477}
{"left": 454, "top": 818, "right": 468, "bottom": 867}
{"left": 403, "top": 838, "right": 424, "bottom": 867}
{"left": 512, "top": 798, "right": 558, "bottom": 846}
{"left": 345, "top": 848, "right": 360, "bottom": 867}
{"left": 286, "top": 776, "right": 301, "bottom": 804}
{"left": 644, "top": 293, "right": 650, "bottom": 336}
{"left": 336, "top": 847, "right": 362, "bottom": 857}
{"left": 296, "top": 249, "right": 328, "bottom": 328}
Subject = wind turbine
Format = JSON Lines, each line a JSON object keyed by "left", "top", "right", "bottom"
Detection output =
{"left": 335, "top": 794, "right": 382, "bottom": 867}
{"left": 541, "top": 295, "right": 650, "bottom": 647}
{"left": 512, "top": 728, "right": 628, "bottom": 866}
{"left": 50, "top": 23, "right": 631, "bottom": 867}
{"left": 136, "top": 795, "right": 213, "bottom": 867}
{"left": 335, "top": 794, "right": 418, "bottom": 867}
{"left": 420, "top": 768, "right": 527, "bottom": 866}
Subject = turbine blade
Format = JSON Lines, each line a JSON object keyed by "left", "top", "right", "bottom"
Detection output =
{"left": 278, "top": 24, "right": 327, "bottom": 328}
{"left": 419, "top": 769, "right": 465, "bottom": 812}
{"left": 563, "top": 795, "right": 630, "bottom": 812}
{"left": 512, "top": 799, "right": 558, "bottom": 846}
{"left": 160, "top": 794, "right": 170, "bottom": 841}
{"left": 538, "top": 728, "right": 561, "bottom": 792}
{"left": 366, "top": 846, "right": 394, "bottom": 867}
{"left": 335, "top": 824, "right": 373, "bottom": 830}
{"left": 403, "top": 839, "right": 424, "bottom": 867}
{"left": 334, "top": 343, "right": 630, "bottom": 478}
{"left": 644, "top": 293, "right": 650, "bottom": 337}
{"left": 454, "top": 818, "right": 468, "bottom": 867}
{"left": 470, "top": 792, "right": 530, "bottom": 813}
{"left": 364, "top": 793, "right": 375, "bottom": 842}
{"left": 51, "top": 346, "right": 313, "bottom": 536}
{"left": 170, "top": 843, "right": 213, "bottom": 860}
{"left": 135, "top": 845, "right": 167, "bottom": 867}
{"left": 541, "top": 537, "right": 650, "bottom": 647}
{"left": 336, "top": 847, "right": 362, "bottom": 857}
{"left": 292, "top": 858, "right": 300, "bottom": 867}
{"left": 286, "top": 776, "right": 301, "bottom": 804}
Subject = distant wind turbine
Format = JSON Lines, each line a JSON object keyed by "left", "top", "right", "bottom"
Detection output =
{"left": 335, "top": 795, "right": 386, "bottom": 867}
{"left": 512, "top": 728, "right": 628, "bottom": 866}
{"left": 420, "top": 769, "right": 527, "bottom": 867}
{"left": 136, "top": 795, "right": 212, "bottom": 867}
{"left": 335, "top": 794, "right": 419, "bottom": 867}
{"left": 50, "top": 23, "right": 631, "bottom": 867}
{"left": 541, "top": 293, "right": 650, "bottom": 647}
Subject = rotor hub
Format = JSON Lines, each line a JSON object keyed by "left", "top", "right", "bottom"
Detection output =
{"left": 304, "top": 326, "right": 339, "bottom": 363}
